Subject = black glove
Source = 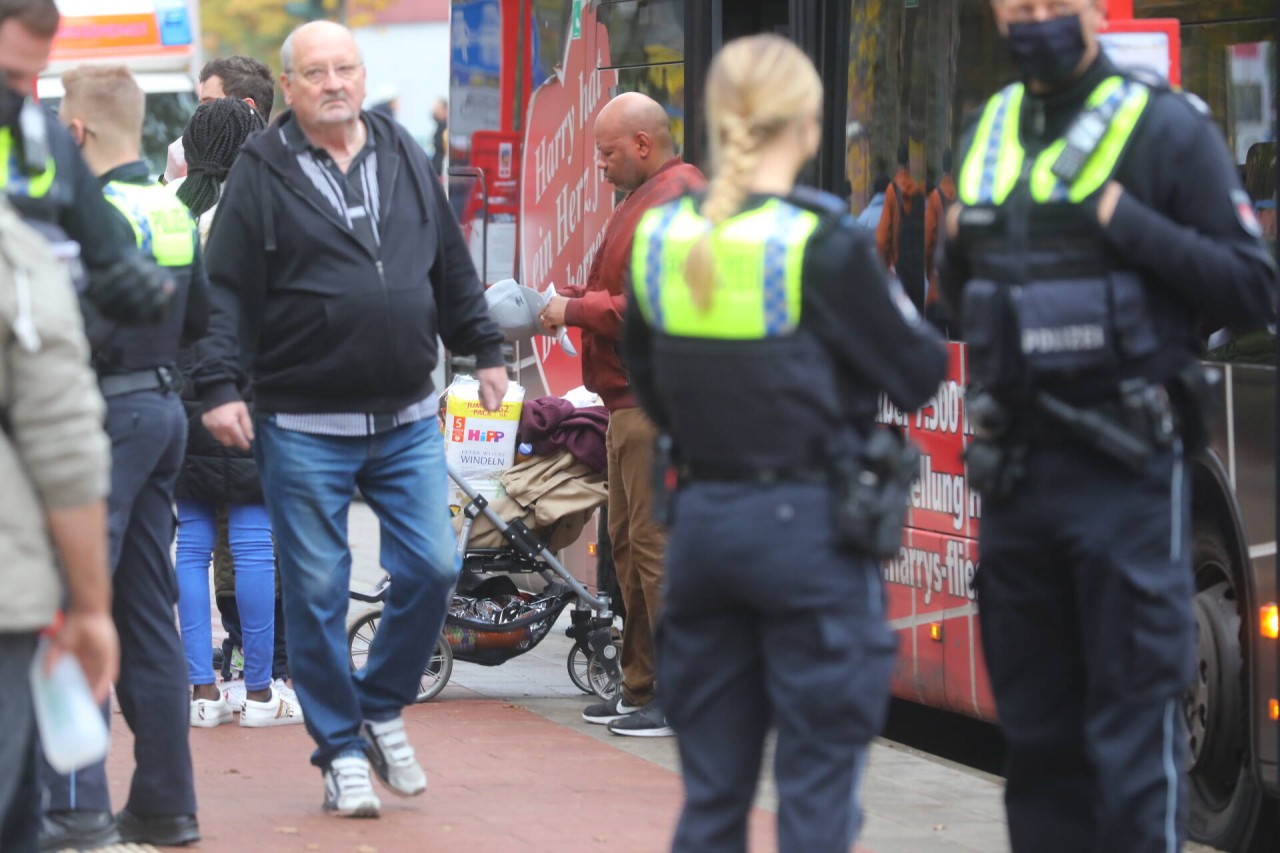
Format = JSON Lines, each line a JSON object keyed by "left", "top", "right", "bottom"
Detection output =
{"left": 84, "top": 256, "right": 173, "bottom": 324}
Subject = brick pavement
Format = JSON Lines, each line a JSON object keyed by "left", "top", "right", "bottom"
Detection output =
{"left": 103, "top": 689, "right": 794, "bottom": 853}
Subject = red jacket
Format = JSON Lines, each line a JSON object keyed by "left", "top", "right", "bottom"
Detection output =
{"left": 561, "top": 157, "right": 706, "bottom": 411}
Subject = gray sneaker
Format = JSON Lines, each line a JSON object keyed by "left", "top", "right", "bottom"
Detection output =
{"left": 362, "top": 717, "right": 427, "bottom": 797}
{"left": 323, "top": 755, "right": 381, "bottom": 818}
{"left": 607, "top": 702, "right": 673, "bottom": 737}
{"left": 582, "top": 693, "right": 645, "bottom": 725}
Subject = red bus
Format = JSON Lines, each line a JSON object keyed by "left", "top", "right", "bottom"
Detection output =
{"left": 448, "top": 2, "right": 1279, "bottom": 849}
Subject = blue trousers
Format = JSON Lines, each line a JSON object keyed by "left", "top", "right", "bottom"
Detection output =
{"left": 42, "top": 390, "right": 196, "bottom": 817}
{"left": 976, "top": 444, "right": 1193, "bottom": 853}
{"left": 176, "top": 500, "right": 276, "bottom": 691}
{"left": 253, "top": 416, "right": 459, "bottom": 768}
{"left": 659, "top": 482, "right": 896, "bottom": 853}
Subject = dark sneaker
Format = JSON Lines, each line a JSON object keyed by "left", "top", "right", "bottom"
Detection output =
{"left": 115, "top": 808, "right": 200, "bottom": 846}
{"left": 607, "top": 702, "right": 673, "bottom": 737}
{"left": 39, "top": 810, "right": 120, "bottom": 852}
{"left": 582, "top": 693, "right": 645, "bottom": 725}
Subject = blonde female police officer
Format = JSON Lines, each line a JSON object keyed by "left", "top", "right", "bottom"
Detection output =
{"left": 624, "top": 35, "right": 948, "bottom": 853}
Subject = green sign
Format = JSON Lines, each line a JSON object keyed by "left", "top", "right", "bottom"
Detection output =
{"left": 905, "top": 0, "right": 918, "bottom": 7}
{"left": 571, "top": 0, "right": 583, "bottom": 39}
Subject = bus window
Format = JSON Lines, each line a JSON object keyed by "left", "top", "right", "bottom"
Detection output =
{"left": 845, "top": 0, "right": 1013, "bottom": 320}
{"left": 598, "top": 0, "right": 684, "bottom": 70}
{"left": 599, "top": 0, "right": 686, "bottom": 202}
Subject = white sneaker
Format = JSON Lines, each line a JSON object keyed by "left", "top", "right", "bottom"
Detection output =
{"left": 362, "top": 717, "right": 427, "bottom": 797}
{"left": 190, "top": 695, "right": 233, "bottom": 728}
{"left": 323, "top": 755, "right": 381, "bottom": 818}
{"left": 272, "top": 678, "right": 298, "bottom": 705}
{"left": 222, "top": 680, "right": 246, "bottom": 713}
{"left": 239, "top": 686, "right": 305, "bottom": 727}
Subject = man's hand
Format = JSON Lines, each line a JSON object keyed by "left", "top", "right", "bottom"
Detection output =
{"left": 540, "top": 295, "right": 570, "bottom": 331}
{"left": 477, "top": 366, "right": 509, "bottom": 412}
{"left": 203, "top": 401, "right": 254, "bottom": 450}
{"left": 49, "top": 611, "right": 119, "bottom": 704}
{"left": 1097, "top": 181, "right": 1124, "bottom": 228}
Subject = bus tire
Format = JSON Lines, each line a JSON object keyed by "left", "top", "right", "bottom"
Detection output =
{"left": 1185, "top": 526, "right": 1263, "bottom": 852}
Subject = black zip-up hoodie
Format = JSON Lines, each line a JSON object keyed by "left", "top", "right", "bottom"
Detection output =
{"left": 196, "top": 109, "right": 503, "bottom": 415}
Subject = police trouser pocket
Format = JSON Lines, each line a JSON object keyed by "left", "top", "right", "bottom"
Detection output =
{"left": 1110, "top": 569, "right": 1195, "bottom": 694}
{"left": 788, "top": 610, "right": 898, "bottom": 741}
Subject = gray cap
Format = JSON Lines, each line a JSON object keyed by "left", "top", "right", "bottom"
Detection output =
{"left": 485, "top": 278, "right": 552, "bottom": 342}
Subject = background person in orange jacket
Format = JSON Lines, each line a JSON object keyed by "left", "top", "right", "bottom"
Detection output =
{"left": 876, "top": 144, "right": 926, "bottom": 308}
{"left": 541, "top": 91, "right": 705, "bottom": 738}
{"left": 924, "top": 149, "right": 956, "bottom": 330}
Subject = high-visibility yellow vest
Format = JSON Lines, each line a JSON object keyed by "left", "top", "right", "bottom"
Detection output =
{"left": 631, "top": 196, "right": 819, "bottom": 339}
{"left": 103, "top": 180, "right": 196, "bottom": 267}
{"left": 958, "top": 75, "right": 1150, "bottom": 207}
{"left": 0, "top": 126, "right": 56, "bottom": 199}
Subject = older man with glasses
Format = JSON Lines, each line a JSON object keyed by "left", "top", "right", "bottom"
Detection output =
{"left": 194, "top": 20, "right": 507, "bottom": 818}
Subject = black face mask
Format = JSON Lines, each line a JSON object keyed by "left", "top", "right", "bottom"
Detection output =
{"left": 1005, "top": 14, "right": 1089, "bottom": 86}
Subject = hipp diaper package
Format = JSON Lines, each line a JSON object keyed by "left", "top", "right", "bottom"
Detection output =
{"left": 443, "top": 375, "right": 525, "bottom": 512}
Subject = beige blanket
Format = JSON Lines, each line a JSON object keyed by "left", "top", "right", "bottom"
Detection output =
{"left": 452, "top": 449, "right": 607, "bottom": 552}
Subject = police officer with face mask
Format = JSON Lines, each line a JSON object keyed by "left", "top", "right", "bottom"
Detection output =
{"left": 939, "top": 2, "right": 1277, "bottom": 852}
{"left": 0, "top": 0, "right": 169, "bottom": 325}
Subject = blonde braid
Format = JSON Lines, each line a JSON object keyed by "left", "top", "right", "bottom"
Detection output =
{"left": 685, "top": 115, "right": 760, "bottom": 311}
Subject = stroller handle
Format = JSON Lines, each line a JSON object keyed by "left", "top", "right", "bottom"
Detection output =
{"left": 447, "top": 460, "right": 612, "bottom": 618}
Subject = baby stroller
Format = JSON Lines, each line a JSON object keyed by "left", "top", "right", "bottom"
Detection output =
{"left": 347, "top": 459, "right": 621, "bottom": 702}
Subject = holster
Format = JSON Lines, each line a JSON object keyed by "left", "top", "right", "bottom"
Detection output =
{"left": 832, "top": 429, "right": 920, "bottom": 558}
{"left": 962, "top": 384, "right": 1028, "bottom": 502}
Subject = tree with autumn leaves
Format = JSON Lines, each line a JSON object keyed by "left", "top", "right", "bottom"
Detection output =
{"left": 200, "top": 0, "right": 396, "bottom": 70}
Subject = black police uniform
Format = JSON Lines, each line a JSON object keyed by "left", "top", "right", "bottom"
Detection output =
{"left": 939, "top": 55, "right": 1278, "bottom": 853}
{"left": 626, "top": 189, "right": 948, "bottom": 852}
{"left": 1, "top": 103, "right": 128, "bottom": 273}
{"left": 39, "top": 160, "right": 206, "bottom": 836}
{"left": 2, "top": 96, "right": 170, "bottom": 327}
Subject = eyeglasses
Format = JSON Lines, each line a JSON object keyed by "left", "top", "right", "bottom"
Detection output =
{"left": 292, "top": 63, "right": 363, "bottom": 85}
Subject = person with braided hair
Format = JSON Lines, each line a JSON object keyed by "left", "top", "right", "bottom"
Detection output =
{"left": 624, "top": 34, "right": 947, "bottom": 852}
{"left": 540, "top": 92, "right": 704, "bottom": 738}
{"left": 170, "top": 96, "right": 302, "bottom": 734}
{"left": 172, "top": 98, "right": 265, "bottom": 243}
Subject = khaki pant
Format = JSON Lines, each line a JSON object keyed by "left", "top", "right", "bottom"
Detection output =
{"left": 606, "top": 407, "right": 667, "bottom": 706}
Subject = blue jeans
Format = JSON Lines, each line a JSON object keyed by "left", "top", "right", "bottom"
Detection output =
{"left": 254, "top": 416, "right": 458, "bottom": 767}
{"left": 176, "top": 501, "right": 276, "bottom": 691}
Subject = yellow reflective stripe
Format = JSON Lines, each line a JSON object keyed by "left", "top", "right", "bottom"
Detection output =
{"left": 958, "top": 92, "right": 1005, "bottom": 204}
{"left": 958, "top": 85, "right": 1025, "bottom": 205}
{"left": 1028, "top": 77, "right": 1148, "bottom": 203}
{"left": 631, "top": 198, "right": 815, "bottom": 340}
{"left": 0, "top": 127, "right": 56, "bottom": 199}
{"left": 103, "top": 181, "right": 196, "bottom": 266}
{"left": 991, "top": 86, "right": 1025, "bottom": 205}
{"left": 1069, "top": 84, "right": 1149, "bottom": 201}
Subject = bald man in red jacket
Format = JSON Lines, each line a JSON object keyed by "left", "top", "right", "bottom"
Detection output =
{"left": 542, "top": 92, "right": 705, "bottom": 736}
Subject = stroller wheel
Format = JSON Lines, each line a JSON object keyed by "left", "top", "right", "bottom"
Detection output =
{"left": 347, "top": 610, "right": 454, "bottom": 703}
{"left": 587, "top": 650, "right": 619, "bottom": 701}
{"left": 566, "top": 645, "right": 595, "bottom": 695}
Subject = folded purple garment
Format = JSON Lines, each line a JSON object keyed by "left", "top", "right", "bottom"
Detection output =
{"left": 518, "top": 397, "right": 610, "bottom": 473}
